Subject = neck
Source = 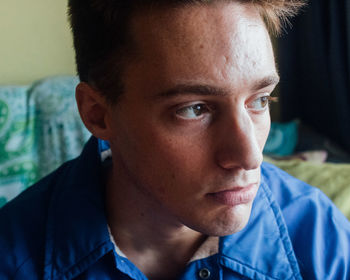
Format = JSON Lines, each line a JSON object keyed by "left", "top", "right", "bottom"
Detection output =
{"left": 105, "top": 165, "right": 206, "bottom": 280}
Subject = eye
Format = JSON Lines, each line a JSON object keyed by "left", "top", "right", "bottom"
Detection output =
{"left": 176, "top": 103, "right": 210, "bottom": 119}
{"left": 247, "top": 95, "right": 276, "bottom": 111}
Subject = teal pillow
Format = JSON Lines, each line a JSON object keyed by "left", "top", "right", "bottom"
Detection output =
{"left": 264, "top": 120, "right": 299, "bottom": 156}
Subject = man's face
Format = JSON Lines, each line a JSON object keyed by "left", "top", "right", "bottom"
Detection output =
{"left": 106, "top": 2, "right": 278, "bottom": 236}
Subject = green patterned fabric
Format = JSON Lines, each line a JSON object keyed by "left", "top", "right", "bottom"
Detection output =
{"left": 265, "top": 156, "right": 350, "bottom": 219}
{"left": 0, "top": 76, "right": 91, "bottom": 207}
{"left": 0, "top": 85, "right": 35, "bottom": 207}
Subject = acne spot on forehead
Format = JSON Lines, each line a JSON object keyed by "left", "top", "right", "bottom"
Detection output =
{"left": 131, "top": 3, "right": 263, "bottom": 54}
{"left": 127, "top": 2, "right": 275, "bottom": 91}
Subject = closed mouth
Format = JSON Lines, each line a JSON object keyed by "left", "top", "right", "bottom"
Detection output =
{"left": 207, "top": 183, "right": 258, "bottom": 206}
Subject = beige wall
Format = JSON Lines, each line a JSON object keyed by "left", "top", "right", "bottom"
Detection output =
{"left": 0, "top": 0, "right": 76, "bottom": 85}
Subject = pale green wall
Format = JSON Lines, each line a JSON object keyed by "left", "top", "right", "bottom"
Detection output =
{"left": 0, "top": 0, "right": 76, "bottom": 85}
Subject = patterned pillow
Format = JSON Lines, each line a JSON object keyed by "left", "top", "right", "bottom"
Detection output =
{"left": 0, "top": 85, "right": 35, "bottom": 206}
{"left": 28, "top": 76, "right": 91, "bottom": 179}
{"left": 0, "top": 76, "right": 91, "bottom": 207}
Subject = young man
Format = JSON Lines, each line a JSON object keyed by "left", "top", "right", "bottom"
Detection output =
{"left": 1, "top": 0, "right": 350, "bottom": 279}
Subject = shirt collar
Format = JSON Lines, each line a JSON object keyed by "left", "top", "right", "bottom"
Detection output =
{"left": 218, "top": 171, "right": 302, "bottom": 279}
{"left": 44, "top": 136, "right": 114, "bottom": 279}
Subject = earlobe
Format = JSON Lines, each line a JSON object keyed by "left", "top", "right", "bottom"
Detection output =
{"left": 75, "top": 82, "right": 111, "bottom": 140}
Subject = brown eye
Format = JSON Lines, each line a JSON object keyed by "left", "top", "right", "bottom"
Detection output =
{"left": 260, "top": 96, "right": 269, "bottom": 107}
{"left": 176, "top": 104, "right": 210, "bottom": 119}
{"left": 248, "top": 95, "right": 273, "bottom": 111}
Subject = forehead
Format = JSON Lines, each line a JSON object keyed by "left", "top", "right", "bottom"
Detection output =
{"left": 125, "top": 2, "right": 276, "bottom": 93}
{"left": 144, "top": 3, "right": 262, "bottom": 40}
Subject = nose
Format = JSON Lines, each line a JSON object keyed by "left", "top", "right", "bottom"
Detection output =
{"left": 215, "top": 110, "right": 264, "bottom": 171}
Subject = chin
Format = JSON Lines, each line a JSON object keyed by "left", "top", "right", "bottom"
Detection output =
{"left": 189, "top": 203, "right": 253, "bottom": 237}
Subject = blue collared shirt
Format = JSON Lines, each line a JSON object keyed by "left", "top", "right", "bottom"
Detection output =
{"left": 1, "top": 136, "right": 349, "bottom": 279}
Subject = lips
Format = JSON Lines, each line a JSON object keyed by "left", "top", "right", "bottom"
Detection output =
{"left": 207, "top": 183, "right": 258, "bottom": 207}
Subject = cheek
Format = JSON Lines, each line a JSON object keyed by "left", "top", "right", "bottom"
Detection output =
{"left": 152, "top": 135, "right": 207, "bottom": 176}
{"left": 133, "top": 116, "right": 210, "bottom": 166}
{"left": 112, "top": 120, "right": 208, "bottom": 184}
{"left": 147, "top": 134, "right": 212, "bottom": 193}
{"left": 133, "top": 137, "right": 207, "bottom": 204}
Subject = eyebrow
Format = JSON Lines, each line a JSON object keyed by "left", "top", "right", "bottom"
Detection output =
{"left": 155, "top": 75, "right": 280, "bottom": 99}
{"left": 155, "top": 84, "right": 229, "bottom": 99}
{"left": 252, "top": 75, "right": 280, "bottom": 91}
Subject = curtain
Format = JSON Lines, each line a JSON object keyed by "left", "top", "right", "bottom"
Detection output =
{"left": 278, "top": 0, "right": 350, "bottom": 152}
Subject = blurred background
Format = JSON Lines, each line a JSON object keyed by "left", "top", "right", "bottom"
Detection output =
{"left": 276, "top": 0, "right": 350, "bottom": 159}
{"left": 0, "top": 0, "right": 75, "bottom": 85}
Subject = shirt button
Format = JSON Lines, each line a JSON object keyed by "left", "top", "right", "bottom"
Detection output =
{"left": 198, "top": 268, "right": 211, "bottom": 279}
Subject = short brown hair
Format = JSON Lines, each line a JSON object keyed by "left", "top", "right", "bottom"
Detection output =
{"left": 68, "top": 0, "right": 306, "bottom": 102}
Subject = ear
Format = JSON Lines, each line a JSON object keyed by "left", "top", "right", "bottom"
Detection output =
{"left": 75, "top": 82, "right": 111, "bottom": 140}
